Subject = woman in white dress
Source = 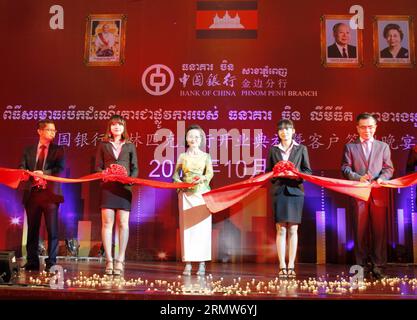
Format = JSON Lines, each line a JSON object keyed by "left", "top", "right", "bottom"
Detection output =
{"left": 172, "top": 125, "right": 214, "bottom": 276}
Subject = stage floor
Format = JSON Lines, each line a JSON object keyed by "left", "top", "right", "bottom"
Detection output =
{"left": 1, "top": 260, "right": 417, "bottom": 300}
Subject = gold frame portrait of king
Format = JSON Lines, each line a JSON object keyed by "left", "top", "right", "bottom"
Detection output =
{"left": 320, "top": 14, "right": 364, "bottom": 68}
{"left": 84, "top": 14, "right": 127, "bottom": 66}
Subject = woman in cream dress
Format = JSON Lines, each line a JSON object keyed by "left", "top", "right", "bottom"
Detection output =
{"left": 173, "top": 125, "right": 214, "bottom": 276}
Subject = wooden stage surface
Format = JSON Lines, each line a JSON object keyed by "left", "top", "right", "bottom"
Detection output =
{"left": 1, "top": 260, "right": 417, "bottom": 300}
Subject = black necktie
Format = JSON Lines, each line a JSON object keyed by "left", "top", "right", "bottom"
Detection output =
{"left": 35, "top": 145, "right": 46, "bottom": 171}
{"left": 342, "top": 48, "right": 348, "bottom": 58}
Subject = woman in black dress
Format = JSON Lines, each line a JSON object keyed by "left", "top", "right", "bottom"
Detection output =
{"left": 267, "top": 119, "right": 312, "bottom": 278}
{"left": 95, "top": 115, "right": 138, "bottom": 275}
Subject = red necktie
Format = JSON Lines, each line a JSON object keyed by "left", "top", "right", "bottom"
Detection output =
{"left": 35, "top": 145, "right": 46, "bottom": 171}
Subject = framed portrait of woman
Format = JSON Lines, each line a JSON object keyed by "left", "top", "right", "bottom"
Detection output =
{"left": 84, "top": 14, "right": 127, "bottom": 66}
{"left": 320, "top": 15, "right": 364, "bottom": 68}
{"left": 373, "top": 15, "right": 415, "bottom": 68}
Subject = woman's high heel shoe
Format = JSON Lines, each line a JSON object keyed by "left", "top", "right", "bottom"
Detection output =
{"left": 183, "top": 263, "right": 192, "bottom": 276}
{"left": 196, "top": 262, "right": 205, "bottom": 276}
{"left": 287, "top": 268, "right": 296, "bottom": 278}
{"left": 278, "top": 268, "right": 288, "bottom": 279}
{"left": 113, "top": 260, "right": 125, "bottom": 276}
{"left": 105, "top": 259, "right": 113, "bottom": 275}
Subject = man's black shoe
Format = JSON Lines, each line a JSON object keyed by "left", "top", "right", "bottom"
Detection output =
{"left": 361, "top": 264, "right": 373, "bottom": 278}
{"left": 371, "top": 267, "right": 387, "bottom": 280}
{"left": 23, "top": 263, "right": 40, "bottom": 271}
{"left": 45, "top": 263, "right": 56, "bottom": 273}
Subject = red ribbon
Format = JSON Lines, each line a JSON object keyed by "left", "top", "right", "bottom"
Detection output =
{"left": 375, "top": 172, "right": 417, "bottom": 189}
{"left": 0, "top": 167, "right": 193, "bottom": 190}
{"left": 0, "top": 168, "right": 30, "bottom": 189}
{"left": 202, "top": 161, "right": 417, "bottom": 213}
{"left": 1, "top": 162, "right": 416, "bottom": 212}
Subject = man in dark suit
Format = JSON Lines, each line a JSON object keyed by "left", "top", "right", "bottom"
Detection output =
{"left": 341, "top": 113, "right": 394, "bottom": 279}
{"left": 19, "top": 120, "right": 65, "bottom": 272}
{"left": 327, "top": 22, "right": 357, "bottom": 58}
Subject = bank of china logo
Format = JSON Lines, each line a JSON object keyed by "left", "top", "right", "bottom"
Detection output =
{"left": 141, "top": 64, "right": 174, "bottom": 96}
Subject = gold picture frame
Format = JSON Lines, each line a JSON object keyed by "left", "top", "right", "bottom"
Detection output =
{"left": 373, "top": 15, "right": 415, "bottom": 68}
{"left": 84, "top": 14, "right": 127, "bottom": 66}
{"left": 320, "top": 15, "right": 363, "bottom": 68}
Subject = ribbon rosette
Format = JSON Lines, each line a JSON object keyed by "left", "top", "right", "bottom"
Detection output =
{"left": 273, "top": 160, "right": 298, "bottom": 178}
{"left": 34, "top": 176, "right": 48, "bottom": 189}
{"left": 102, "top": 164, "right": 128, "bottom": 182}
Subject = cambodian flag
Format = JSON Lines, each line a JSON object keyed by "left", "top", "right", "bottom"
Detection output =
{"left": 196, "top": 1, "right": 258, "bottom": 39}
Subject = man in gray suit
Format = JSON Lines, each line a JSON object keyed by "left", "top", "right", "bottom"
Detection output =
{"left": 341, "top": 113, "right": 394, "bottom": 279}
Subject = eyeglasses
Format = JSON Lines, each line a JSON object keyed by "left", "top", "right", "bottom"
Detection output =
{"left": 43, "top": 129, "right": 57, "bottom": 133}
{"left": 358, "top": 125, "right": 376, "bottom": 130}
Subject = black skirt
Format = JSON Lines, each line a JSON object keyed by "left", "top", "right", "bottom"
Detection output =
{"left": 100, "top": 181, "right": 133, "bottom": 211}
{"left": 272, "top": 188, "right": 304, "bottom": 224}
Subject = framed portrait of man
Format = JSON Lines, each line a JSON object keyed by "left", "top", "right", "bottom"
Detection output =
{"left": 320, "top": 15, "right": 363, "bottom": 68}
{"left": 84, "top": 14, "right": 127, "bottom": 66}
{"left": 373, "top": 15, "right": 415, "bottom": 68}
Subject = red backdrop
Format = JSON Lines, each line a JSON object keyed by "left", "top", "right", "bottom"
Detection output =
{"left": 0, "top": 0, "right": 416, "bottom": 263}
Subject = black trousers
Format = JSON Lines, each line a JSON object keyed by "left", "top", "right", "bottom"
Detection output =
{"left": 352, "top": 196, "right": 387, "bottom": 267}
{"left": 25, "top": 189, "right": 59, "bottom": 266}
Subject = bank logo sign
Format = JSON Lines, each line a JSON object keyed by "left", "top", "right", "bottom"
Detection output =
{"left": 141, "top": 64, "right": 175, "bottom": 96}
